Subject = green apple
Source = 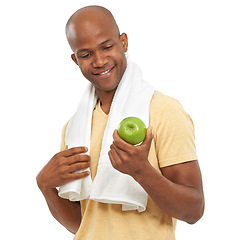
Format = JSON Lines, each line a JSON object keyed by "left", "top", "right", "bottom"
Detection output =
{"left": 117, "top": 117, "right": 147, "bottom": 145}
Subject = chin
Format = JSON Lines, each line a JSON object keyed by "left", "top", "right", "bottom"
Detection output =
{"left": 95, "top": 78, "right": 121, "bottom": 93}
{"left": 99, "top": 83, "right": 119, "bottom": 93}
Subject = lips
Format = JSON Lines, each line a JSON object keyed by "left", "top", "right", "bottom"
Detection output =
{"left": 99, "top": 69, "right": 111, "bottom": 75}
{"left": 92, "top": 65, "right": 115, "bottom": 76}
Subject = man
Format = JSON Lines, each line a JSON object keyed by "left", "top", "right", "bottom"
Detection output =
{"left": 37, "top": 5, "right": 204, "bottom": 240}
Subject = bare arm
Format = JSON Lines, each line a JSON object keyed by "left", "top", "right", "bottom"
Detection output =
{"left": 38, "top": 187, "right": 81, "bottom": 234}
{"left": 36, "top": 147, "right": 90, "bottom": 233}
{"left": 133, "top": 160, "right": 204, "bottom": 224}
{"left": 108, "top": 128, "right": 204, "bottom": 224}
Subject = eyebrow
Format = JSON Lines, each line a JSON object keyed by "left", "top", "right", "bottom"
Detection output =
{"left": 99, "top": 39, "right": 112, "bottom": 46}
{"left": 75, "top": 39, "right": 113, "bottom": 55}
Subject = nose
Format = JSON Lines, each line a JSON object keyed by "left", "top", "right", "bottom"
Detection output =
{"left": 92, "top": 51, "right": 108, "bottom": 68}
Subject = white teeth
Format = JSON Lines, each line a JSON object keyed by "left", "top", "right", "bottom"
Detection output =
{"left": 100, "top": 69, "right": 110, "bottom": 75}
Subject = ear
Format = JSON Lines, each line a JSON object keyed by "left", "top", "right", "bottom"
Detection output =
{"left": 71, "top": 54, "right": 79, "bottom": 66}
{"left": 120, "top": 33, "right": 128, "bottom": 53}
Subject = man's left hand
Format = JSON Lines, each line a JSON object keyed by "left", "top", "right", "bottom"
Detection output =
{"left": 108, "top": 126, "right": 153, "bottom": 177}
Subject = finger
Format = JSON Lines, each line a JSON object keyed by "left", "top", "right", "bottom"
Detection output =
{"left": 68, "top": 162, "right": 90, "bottom": 173}
{"left": 141, "top": 126, "right": 153, "bottom": 147}
{"left": 61, "top": 146, "right": 88, "bottom": 157}
{"left": 65, "top": 145, "right": 68, "bottom": 150}
{"left": 67, "top": 154, "right": 91, "bottom": 165}
{"left": 69, "top": 170, "right": 90, "bottom": 180}
{"left": 112, "top": 130, "right": 132, "bottom": 152}
{"left": 110, "top": 142, "right": 125, "bottom": 156}
{"left": 108, "top": 148, "right": 122, "bottom": 168}
{"left": 108, "top": 151, "right": 115, "bottom": 167}
{"left": 108, "top": 151, "right": 118, "bottom": 169}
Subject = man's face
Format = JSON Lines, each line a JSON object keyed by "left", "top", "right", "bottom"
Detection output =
{"left": 69, "top": 17, "right": 128, "bottom": 94}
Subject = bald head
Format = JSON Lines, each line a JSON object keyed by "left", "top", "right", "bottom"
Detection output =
{"left": 64, "top": 5, "right": 128, "bottom": 95}
{"left": 66, "top": 6, "right": 120, "bottom": 51}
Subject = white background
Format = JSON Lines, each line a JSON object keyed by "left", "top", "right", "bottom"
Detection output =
{"left": 1, "top": 0, "right": 239, "bottom": 239}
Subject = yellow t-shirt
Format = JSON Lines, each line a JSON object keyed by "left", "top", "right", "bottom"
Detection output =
{"left": 60, "top": 91, "right": 197, "bottom": 240}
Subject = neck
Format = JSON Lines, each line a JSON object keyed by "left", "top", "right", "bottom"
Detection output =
{"left": 96, "top": 88, "right": 117, "bottom": 115}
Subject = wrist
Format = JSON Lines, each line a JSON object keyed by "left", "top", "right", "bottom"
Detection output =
{"left": 38, "top": 183, "right": 58, "bottom": 199}
{"left": 36, "top": 172, "right": 55, "bottom": 194}
{"left": 132, "top": 161, "right": 154, "bottom": 183}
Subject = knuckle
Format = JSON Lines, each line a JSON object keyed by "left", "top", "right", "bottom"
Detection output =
{"left": 59, "top": 172, "right": 68, "bottom": 181}
{"left": 111, "top": 160, "right": 117, "bottom": 169}
{"left": 75, "top": 154, "right": 90, "bottom": 162}
{"left": 56, "top": 157, "right": 65, "bottom": 167}
{"left": 83, "top": 161, "right": 90, "bottom": 168}
{"left": 68, "top": 147, "right": 76, "bottom": 155}
{"left": 67, "top": 147, "right": 81, "bottom": 156}
{"left": 78, "top": 171, "right": 89, "bottom": 179}
{"left": 128, "top": 148, "right": 136, "bottom": 156}
{"left": 76, "top": 146, "right": 88, "bottom": 153}
{"left": 114, "top": 137, "right": 121, "bottom": 146}
{"left": 53, "top": 152, "right": 61, "bottom": 160}
{"left": 68, "top": 154, "right": 79, "bottom": 163}
{"left": 70, "top": 162, "right": 89, "bottom": 172}
{"left": 75, "top": 163, "right": 86, "bottom": 171}
{"left": 82, "top": 154, "right": 91, "bottom": 161}
{"left": 81, "top": 162, "right": 90, "bottom": 169}
{"left": 71, "top": 154, "right": 80, "bottom": 162}
{"left": 58, "top": 165, "right": 67, "bottom": 175}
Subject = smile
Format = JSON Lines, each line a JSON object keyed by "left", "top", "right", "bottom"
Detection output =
{"left": 100, "top": 69, "right": 111, "bottom": 75}
{"left": 93, "top": 66, "right": 115, "bottom": 76}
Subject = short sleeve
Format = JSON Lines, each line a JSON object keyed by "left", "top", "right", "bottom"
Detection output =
{"left": 150, "top": 91, "right": 197, "bottom": 168}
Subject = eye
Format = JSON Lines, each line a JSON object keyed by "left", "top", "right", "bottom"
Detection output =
{"left": 104, "top": 45, "right": 113, "bottom": 50}
{"left": 80, "top": 53, "right": 91, "bottom": 59}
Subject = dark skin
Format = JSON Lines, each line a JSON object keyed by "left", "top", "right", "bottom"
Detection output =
{"left": 67, "top": 6, "right": 128, "bottom": 114}
{"left": 37, "top": 6, "right": 204, "bottom": 234}
{"left": 37, "top": 6, "right": 128, "bottom": 234}
{"left": 37, "top": 146, "right": 90, "bottom": 234}
{"left": 109, "top": 129, "right": 204, "bottom": 223}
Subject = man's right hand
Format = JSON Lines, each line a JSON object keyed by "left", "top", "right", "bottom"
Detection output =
{"left": 37, "top": 146, "right": 90, "bottom": 193}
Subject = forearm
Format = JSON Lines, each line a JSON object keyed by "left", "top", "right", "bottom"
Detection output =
{"left": 39, "top": 186, "right": 81, "bottom": 234}
{"left": 133, "top": 163, "right": 204, "bottom": 224}
{"left": 36, "top": 147, "right": 91, "bottom": 234}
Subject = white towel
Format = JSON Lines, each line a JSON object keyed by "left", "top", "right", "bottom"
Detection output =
{"left": 58, "top": 58, "right": 155, "bottom": 212}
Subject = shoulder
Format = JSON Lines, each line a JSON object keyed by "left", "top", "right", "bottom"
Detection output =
{"left": 150, "top": 90, "right": 184, "bottom": 111}
{"left": 150, "top": 90, "right": 194, "bottom": 129}
{"left": 150, "top": 90, "right": 186, "bottom": 118}
{"left": 150, "top": 92, "right": 197, "bottom": 168}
